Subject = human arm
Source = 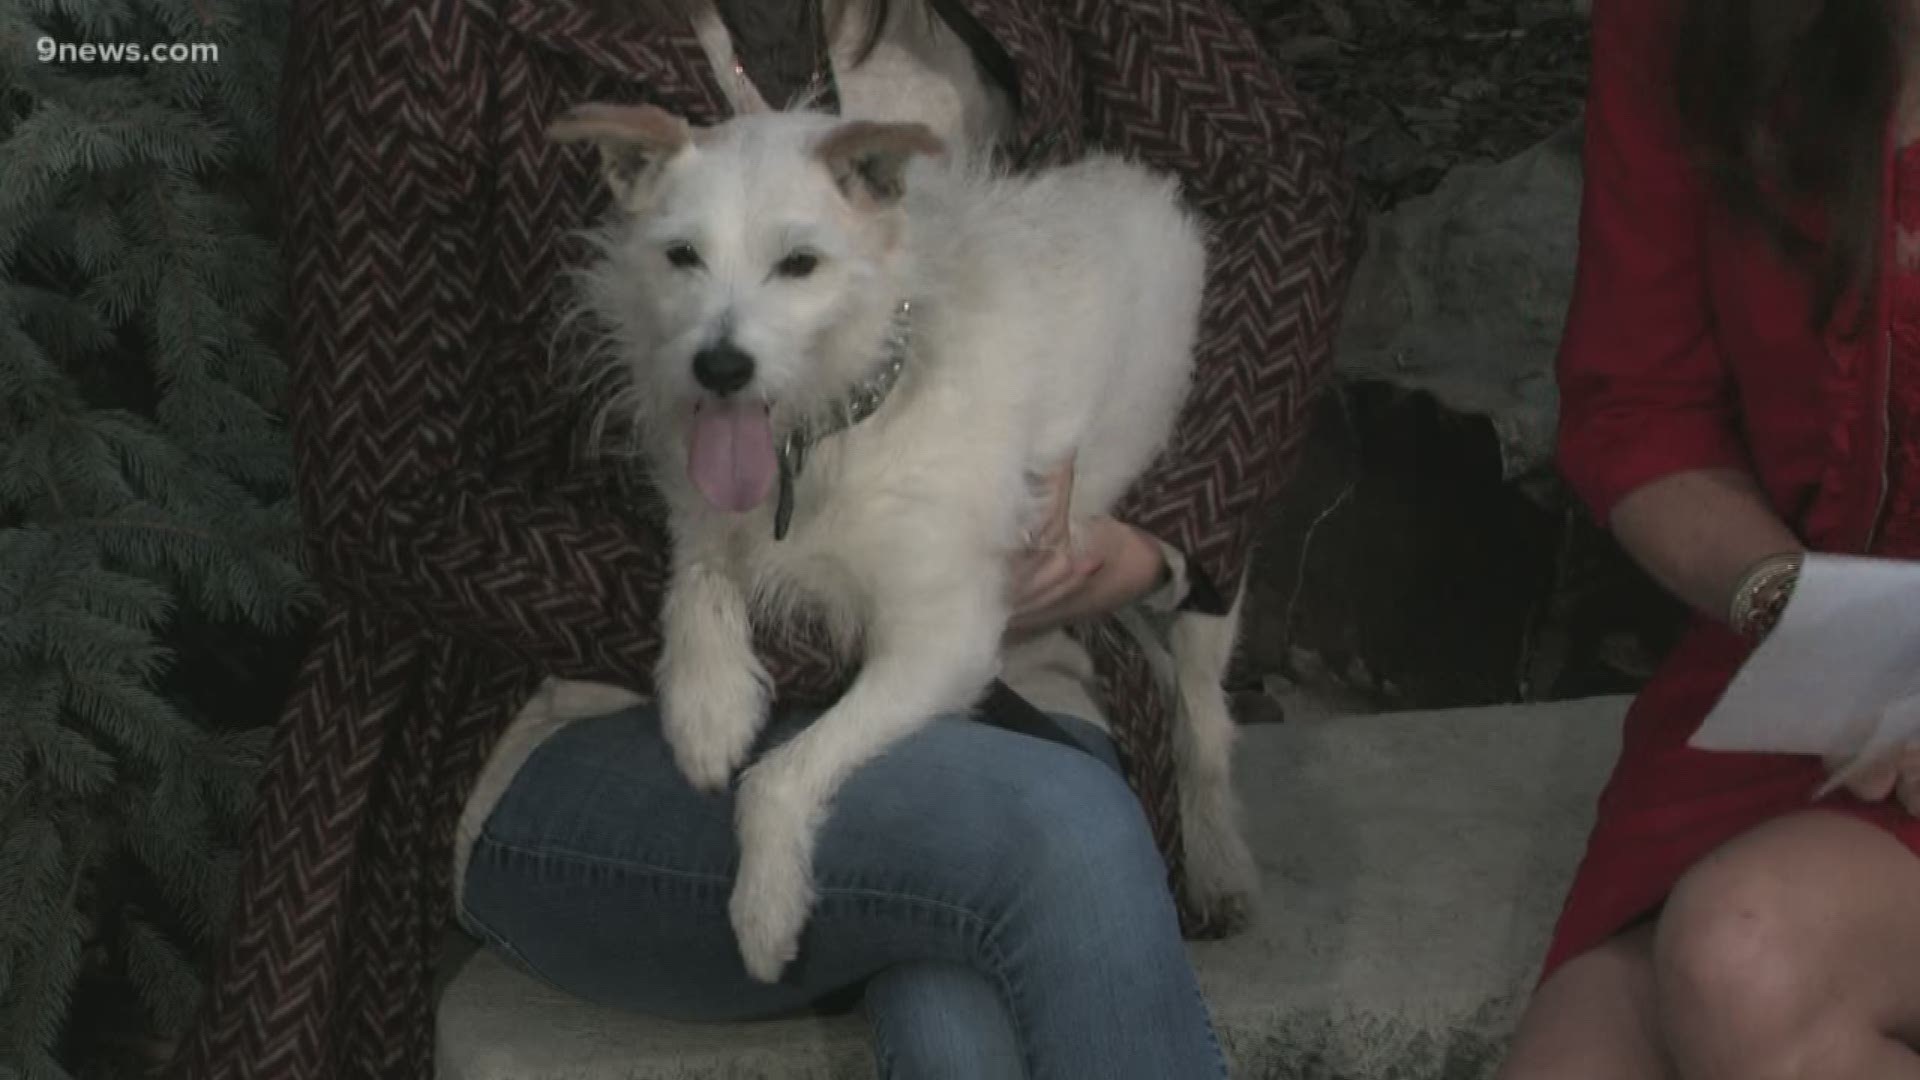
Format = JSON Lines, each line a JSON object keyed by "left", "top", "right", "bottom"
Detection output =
{"left": 1555, "top": 0, "right": 1803, "bottom": 630}
{"left": 1610, "top": 472, "right": 1803, "bottom": 631}
{"left": 1003, "top": 459, "right": 1174, "bottom": 641}
{"left": 1562, "top": 2, "right": 1920, "bottom": 808}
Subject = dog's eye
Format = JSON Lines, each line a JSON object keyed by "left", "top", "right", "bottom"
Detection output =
{"left": 665, "top": 242, "right": 702, "bottom": 270}
{"left": 774, "top": 250, "right": 820, "bottom": 279}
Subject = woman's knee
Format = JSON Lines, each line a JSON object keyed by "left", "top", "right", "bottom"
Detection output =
{"left": 865, "top": 722, "right": 1165, "bottom": 907}
{"left": 1015, "top": 750, "right": 1165, "bottom": 887}
{"left": 1653, "top": 819, "right": 1850, "bottom": 1078}
{"left": 985, "top": 749, "right": 1189, "bottom": 963}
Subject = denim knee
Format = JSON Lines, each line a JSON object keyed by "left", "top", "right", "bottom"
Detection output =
{"left": 998, "top": 749, "right": 1172, "bottom": 919}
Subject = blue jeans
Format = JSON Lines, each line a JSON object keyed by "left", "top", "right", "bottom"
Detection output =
{"left": 457, "top": 705, "right": 1228, "bottom": 1080}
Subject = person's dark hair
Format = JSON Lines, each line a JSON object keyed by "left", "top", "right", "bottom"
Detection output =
{"left": 1672, "top": 0, "right": 1902, "bottom": 333}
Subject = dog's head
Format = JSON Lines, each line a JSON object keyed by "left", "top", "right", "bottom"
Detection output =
{"left": 551, "top": 103, "right": 944, "bottom": 514}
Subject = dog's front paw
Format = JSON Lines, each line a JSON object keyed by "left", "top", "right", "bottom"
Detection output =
{"left": 1179, "top": 788, "right": 1259, "bottom": 937}
{"left": 660, "top": 657, "right": 771, "bottom": 793}
{"left": 728, "top": 756, "right": 820, "bottom": 982}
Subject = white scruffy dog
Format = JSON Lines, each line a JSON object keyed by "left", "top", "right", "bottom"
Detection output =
{"left": 549, "top": 101, "right": 1257, "bottom": 982}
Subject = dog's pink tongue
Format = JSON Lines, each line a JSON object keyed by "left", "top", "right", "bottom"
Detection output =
{"left": 687, "top": 398, "right": 777, "bottom": 513}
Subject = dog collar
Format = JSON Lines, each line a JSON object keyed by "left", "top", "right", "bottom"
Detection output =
{"left": 773, "top": 298, "right": 914, "bottom": 540}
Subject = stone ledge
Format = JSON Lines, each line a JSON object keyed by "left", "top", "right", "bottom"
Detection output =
{"left": 437, "top": 696, "right": 1628, "bottom": 1080}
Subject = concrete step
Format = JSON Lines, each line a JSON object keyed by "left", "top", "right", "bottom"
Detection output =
{"left": 437, "top": 695, "right": 1628, "bottom": 1079}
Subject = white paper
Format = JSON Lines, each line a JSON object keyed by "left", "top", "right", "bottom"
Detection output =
{"left": 1690, "top": 553, "right": 1920, "bottom": 785}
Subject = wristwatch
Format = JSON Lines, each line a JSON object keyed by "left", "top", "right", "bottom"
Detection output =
{"left": 1729, "top": 552, "right": 1803, "bottom": 640}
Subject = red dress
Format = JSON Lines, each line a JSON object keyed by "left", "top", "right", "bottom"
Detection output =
{"left": 1541, "top": 0, "right": 1920, "bottom": 979}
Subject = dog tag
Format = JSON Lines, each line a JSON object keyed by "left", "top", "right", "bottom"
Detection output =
{"left": 774, "top": 442, "right": 797, "bottom": 541}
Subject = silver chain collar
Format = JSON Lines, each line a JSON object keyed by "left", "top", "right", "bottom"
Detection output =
{"left": 773, "top": 298, "right": 915, "bottom": 540}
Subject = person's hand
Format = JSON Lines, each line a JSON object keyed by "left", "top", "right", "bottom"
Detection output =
{"left": 1825, "top": 744, "right": 1920, "bottom": 817}
{"left": 1004, "top": 456, "right": 1167, "bottom": 642}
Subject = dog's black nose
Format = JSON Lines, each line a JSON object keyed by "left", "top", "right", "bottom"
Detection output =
{"left": 691, "top": 341, "right": 756, "bottom": 395}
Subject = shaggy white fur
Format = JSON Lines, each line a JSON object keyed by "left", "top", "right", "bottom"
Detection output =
{"left": 550, "top": 101, "right": 1256, "bottom": 982}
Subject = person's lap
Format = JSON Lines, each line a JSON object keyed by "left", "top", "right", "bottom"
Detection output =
{"left": 461, "top": 703, "right": 1113, "bottom": 1016}
{"left": 457, "top": 702, "right": 1224, "bottom": 1078}
{"left": 1499, "top": 809, "right": 1920, "bottom": 1079}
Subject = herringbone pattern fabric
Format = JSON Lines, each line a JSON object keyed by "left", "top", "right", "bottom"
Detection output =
{"left": 1069, "top": 0, "right": 1361, "bottom": 937}
{"left": 166, "top": 1, "right": 1356, "bottom": 1076}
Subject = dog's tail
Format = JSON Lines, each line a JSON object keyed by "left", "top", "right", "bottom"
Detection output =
{"left": 1117, "top": 576, "right": 1259, "bottom": 937}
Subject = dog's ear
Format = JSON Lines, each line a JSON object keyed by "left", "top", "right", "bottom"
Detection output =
{"left": 547, "top": 102, "right": 695, "bottom": 205}
{"left": 815, "top": 121, "right": 946, "bottom": 209}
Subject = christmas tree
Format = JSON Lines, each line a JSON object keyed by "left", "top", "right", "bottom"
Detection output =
{"left": 0, "top": 1, "right": 305, "bottom": 1076}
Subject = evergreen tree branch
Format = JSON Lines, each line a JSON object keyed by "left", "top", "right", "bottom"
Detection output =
{"left": 2, "top": 0, "right": 298, "bottom": 1071}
